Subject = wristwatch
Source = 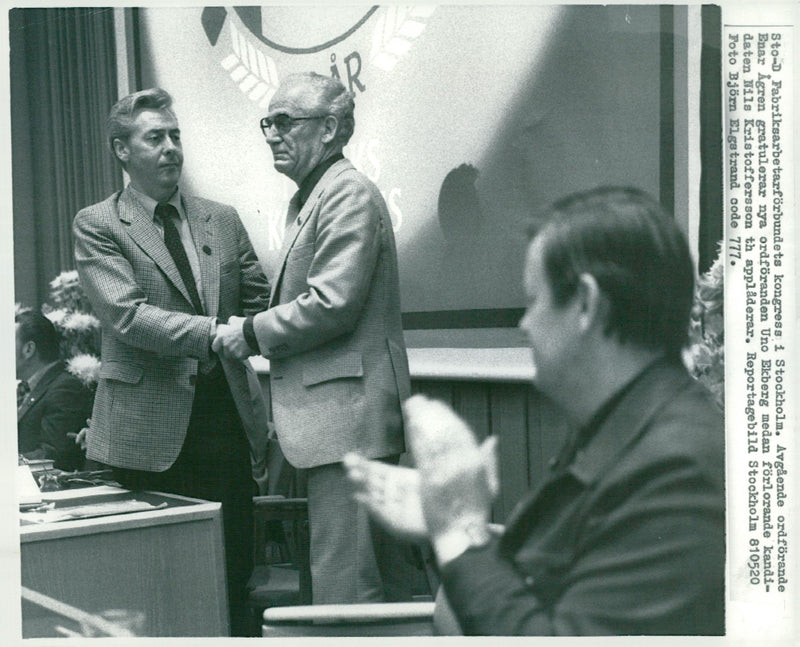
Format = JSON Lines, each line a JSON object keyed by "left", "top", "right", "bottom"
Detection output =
{"left": 433, "top": 519, "right": 492, "bottom": 567}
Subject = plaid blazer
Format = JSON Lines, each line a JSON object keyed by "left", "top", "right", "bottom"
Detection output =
{"left": 73, "top": 186, "right": 270, "bottom": 471}
{"left": 252, "top": 159, "right": 410, "bottom": 468}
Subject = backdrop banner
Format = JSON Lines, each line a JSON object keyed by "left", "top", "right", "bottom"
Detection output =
{"left": 139, "top": 5, "right": 662, "bottom": 315}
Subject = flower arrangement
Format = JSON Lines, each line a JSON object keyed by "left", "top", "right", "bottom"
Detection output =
{"left": 41, "top": 270, "right": 102, "bottom": 388}
{"left": 47, "top": 270, "right": 94, "bottom": 313}
{"left": 685, "top": 243, "right": 724, "bottom": 407}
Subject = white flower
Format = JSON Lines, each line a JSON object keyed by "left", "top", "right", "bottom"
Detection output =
{"left": 61, "top": 312, "right": 101, "bottom": 333}
{"left": 50, "top": 270, "right": 80, "bottom": 290}
{"left": 687, "top": 243, "right": 724, "bottom": 407}
{"left": 15, "top": 302, "right": 32, "bottom": 317}
{"left": 44, "top": 308, "right": 69, "bottom": 327}
{"left": 66, "top": 354, "right": 101, "bottom": 387}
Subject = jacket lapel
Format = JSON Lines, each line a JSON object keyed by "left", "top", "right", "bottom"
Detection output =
{"left": 501, "top": 359, "right": 688, "bottom": 540}
{"left": 567, "top": 359, "right": 689, "bottom": 485}
{"left": 184, "top": 197, "right": 219, "bottom": 317}
{"left": 18, "top": 362, "right": 63, "bottom": 421}
{"left": 270, "top": 159, "right": 351, "bottom": 304}
{"left": 119, "top": 187, "right": 196, "bottom": 309}
{"left": 269, "top": 192, "right": 301, "bottom": 304}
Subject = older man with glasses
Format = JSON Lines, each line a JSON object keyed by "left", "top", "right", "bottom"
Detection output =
{"left": 214, "top": 72, "right": 415, "bottom": 604}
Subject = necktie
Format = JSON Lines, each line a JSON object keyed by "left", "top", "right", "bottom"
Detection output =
{"left": 156, "top": 202, "right": 204, "bottom": 315}
{"left": 17, "top": 380, "right": 30, "bottom": 407}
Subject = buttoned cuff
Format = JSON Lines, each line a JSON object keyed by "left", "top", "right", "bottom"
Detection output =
{"left": 243, "top": 316, "right": 259, "bottom": 354}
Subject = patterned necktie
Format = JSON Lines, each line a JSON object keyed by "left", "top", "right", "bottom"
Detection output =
{"left": 17, "top": 380, "right": 30, "bottom": 407}
{"left": 156, "top": 202, "right": 204, "bottom": 315}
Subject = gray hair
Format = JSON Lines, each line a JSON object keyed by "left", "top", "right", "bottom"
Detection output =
{"left": 283, "top": 72, "right": 356, "bottom": 148}
{"left": 106, "top": 88, "right": 175, "bottom": 160}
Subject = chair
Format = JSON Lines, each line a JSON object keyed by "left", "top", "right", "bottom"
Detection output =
{"left": 261, "top": 601, "right": 436, "bottom": 637}
{"left": 247, "top": 429, "right": 456, "bottom": 636}
{"left": 259, "top": 525, "right": 508, "bottom": 636}
{"left": 245, "top": 437, "right": 312, "bottom": 635}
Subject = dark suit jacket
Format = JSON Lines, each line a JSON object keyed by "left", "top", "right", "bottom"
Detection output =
{"left": 17, "top": 362, "right": 93, "bottom": 471}
{"left": 440, "top": 359, "right": 725, "bottom": 635}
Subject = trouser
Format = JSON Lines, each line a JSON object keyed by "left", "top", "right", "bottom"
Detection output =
{"left": 113, "top": 366, "right": 253, "bottom": 637}
{"left": 304, "top": 455, "right": 418, "bottom": 604}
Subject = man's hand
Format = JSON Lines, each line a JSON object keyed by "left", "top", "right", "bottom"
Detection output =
{"left": 403, "top": 394, "right": 498, "bottom": 550}
{"left": 344, "top": 453, "right": 428, "bottom": 542}
{"left": 73, "top": 418, "right": 91, "bottom": 451}
{"left": 211, "top": 316, "right": 252, "bottom": 361}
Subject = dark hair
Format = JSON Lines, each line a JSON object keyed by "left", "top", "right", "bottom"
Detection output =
{"left": 15, "top": 310, "right": 62, "bottom": 362}
{"left": 532, "top": 186, "right": 695, "bottom": 359}
{"left": 106, "top": 88, "right": 175, "bottom": 159}
{"left": 283, "top": 72, "right": 356, "bottom": 148}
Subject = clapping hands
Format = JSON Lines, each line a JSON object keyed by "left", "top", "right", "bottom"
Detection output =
{"left": 345, "top": 394, "right": 499, "bottom": 543}
{"left": 344, "top": 454, "right": 429, "bottom": 541}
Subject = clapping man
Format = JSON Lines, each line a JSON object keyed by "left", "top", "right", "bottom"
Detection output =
{"left": 347, "top": 187, "right": 725, "bottom": 635}
{"left": 73, "top": 88, "right": 270, "bottom": 635}
{"left": 214, "top": 72, "right": 414, "bottom": 604}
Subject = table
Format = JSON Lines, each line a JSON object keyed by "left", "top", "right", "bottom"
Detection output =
{"left": 20, "top": 485, "right": 229, "bottom": 637}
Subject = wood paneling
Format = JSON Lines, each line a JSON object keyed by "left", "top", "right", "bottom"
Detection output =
{"left": 411, "top": 379, "right": 573, "bottom": 523}
{"left": 256, "top": 370, "right": 573, "bottom": 525}
{"left": 20, "top": 490, "right": 229, "bottom": 637}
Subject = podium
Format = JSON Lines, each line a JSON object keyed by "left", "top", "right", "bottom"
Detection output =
{"left": 20, "top": 486, "right": 229, "bottom": 637}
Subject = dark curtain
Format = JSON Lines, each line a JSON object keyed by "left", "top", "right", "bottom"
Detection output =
{"left": 10, "top": 8, "right": 122, "bottom": 309}
{"left": 698, "top": 5, "right": 723, "bottom": 273}
{"left": 659, "top": 5, "right": 675, "bottom": 215}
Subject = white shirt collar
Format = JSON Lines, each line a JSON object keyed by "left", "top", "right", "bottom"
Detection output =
{"left": 128, "top": 185, "right": 183, "bottom": 222}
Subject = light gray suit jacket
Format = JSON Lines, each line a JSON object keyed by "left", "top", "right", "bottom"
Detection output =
{"left": 73, "top": 186, "right": 271, "bottom": 472}
{"left": 252, "top": 158, "right": 410, "bottom": 468}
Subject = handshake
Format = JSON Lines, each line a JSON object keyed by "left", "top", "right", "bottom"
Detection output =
{"left": 211, "top": 315, "right": 256, "bottom": 361}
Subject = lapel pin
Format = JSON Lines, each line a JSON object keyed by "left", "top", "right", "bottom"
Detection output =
{"left": 202, "top": 245, "right": 212, "bottom": 255}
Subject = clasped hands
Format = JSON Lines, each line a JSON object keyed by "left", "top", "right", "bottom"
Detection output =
{"left": 211, "top": 316, "right": 253, "bottom": 361}
{"left": 344, "top": 394, "right": 499, "bottom": 549}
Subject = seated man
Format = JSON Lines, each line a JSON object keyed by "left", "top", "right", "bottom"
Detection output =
{"left": 16, "top": 310, "right": 93, "bottom": 471}
{"left": 346, "top": 186, "right": 725, "bottom": 635}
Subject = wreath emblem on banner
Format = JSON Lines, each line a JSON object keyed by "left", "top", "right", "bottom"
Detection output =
{"left": 368, "top": 6, "right": 437, "bottom": 71}
{"left": 201, "top": 6, "right": 436, "bottom": 107}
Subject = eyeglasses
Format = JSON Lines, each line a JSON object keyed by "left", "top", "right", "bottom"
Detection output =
{"left": 260, "top": 113, "right": 327, "bottom": 137}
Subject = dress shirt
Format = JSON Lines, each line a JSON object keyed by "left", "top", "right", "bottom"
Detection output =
{"left": 297, "top": 152, "right": 345, "bottom": 207}
{"left": 17, "top": 362, "right": 57, "bottom": 412}
{"left": 129, "top": 185, "right": 206, "bottom": 312}
{"left": 241, "top": 152, "right": 345, "bottom": 354}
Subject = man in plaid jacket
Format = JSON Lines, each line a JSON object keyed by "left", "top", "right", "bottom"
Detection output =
{"left": 73, "top": 88, "right": 270, "bottom": 636}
